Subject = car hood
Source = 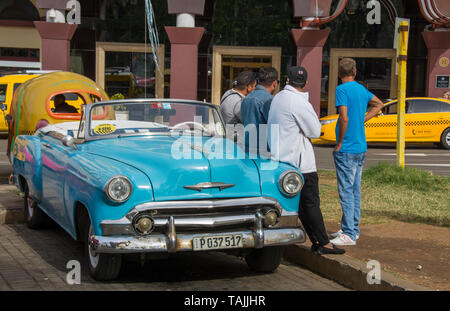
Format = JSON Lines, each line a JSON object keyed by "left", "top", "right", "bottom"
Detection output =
{"left": 82, "top": 135, "right": 261, "bottom": 201}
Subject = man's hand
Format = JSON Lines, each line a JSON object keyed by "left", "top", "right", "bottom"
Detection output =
{"left": 365, "top": 95, "right": 384, "bottom": 123}
{"left": 334, "top": 143, "right": 342, "bottom": 152}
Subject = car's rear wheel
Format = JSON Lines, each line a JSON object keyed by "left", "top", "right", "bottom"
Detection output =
{"left": 81, "top": 214, "right": 122, "bottom": 281}
{"left": 245, "top": 246, "right": 285, "bottom": 273}
{"left": 441, "top": 128, "right": 450, "bottom": 150}
{"left": 23, "top": 181, "right": 52, "bottom": 229}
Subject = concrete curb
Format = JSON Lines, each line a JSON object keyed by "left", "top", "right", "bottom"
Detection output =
{"left": 284, "top": 243, "right": 430, "bottom": 291}
{"left": 0, "top": 185, "right": 24, "bottom": 224}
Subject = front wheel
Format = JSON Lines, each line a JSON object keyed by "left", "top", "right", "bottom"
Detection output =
{"left": 440, "top": 128, "right": 450, "bottom": 150}
{"left": 245, "top": 246, "right": 285, "bottom": 273}
{"left": 82, "top": 217, "right": 122, "bottom": 281}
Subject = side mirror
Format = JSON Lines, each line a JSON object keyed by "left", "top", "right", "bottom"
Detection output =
{"left": 62, "top": 135, "right": 77, "bottom": 150}
{"left": 0, "top": 103, "right": 6, "bottom": 111}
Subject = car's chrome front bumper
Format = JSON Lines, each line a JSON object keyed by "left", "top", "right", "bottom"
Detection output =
{"left": 90, "top": 228, "right": 305, "bottom": 253}
{"left": 91, "top": 197, "right": 305, "bottom": 253}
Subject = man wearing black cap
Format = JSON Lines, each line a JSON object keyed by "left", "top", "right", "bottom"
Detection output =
{"left": 267, "top": 66, "right": 345, "bottom": 255}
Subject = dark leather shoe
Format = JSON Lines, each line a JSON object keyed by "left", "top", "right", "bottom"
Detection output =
{"left": 314, "top": 245, "right": 345, "bottom": 255}
{"left": 311, "top": 244, "right": 320, "bottom": 253}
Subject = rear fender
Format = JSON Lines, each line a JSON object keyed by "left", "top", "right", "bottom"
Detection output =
{"left": 12, "top": 135, "right": 43, "bottom": 201}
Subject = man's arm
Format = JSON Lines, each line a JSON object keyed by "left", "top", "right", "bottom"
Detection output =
{"left": 365, "top": 95, "right": 384, "bottom": 123}
{"left": 292, "top": 101, "right": 321, "bottom": 139}
{"left": 335, "top": 105, "right": 348, "bottom": 151}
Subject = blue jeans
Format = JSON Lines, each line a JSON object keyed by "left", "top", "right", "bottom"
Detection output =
{"left": 333, "top": 151, "right": 366, "bottom": 241}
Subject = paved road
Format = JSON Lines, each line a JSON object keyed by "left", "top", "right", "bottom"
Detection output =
{"left": 0, "top": 136, "right": 10, "bottom": 184}
{"left": 0, "top": 137, "right": 347, "bottom": 291}
{"left": 0, "top": 223, "right": 346, "bottom": 291}
{"left": 315, "top": 143, "right": 450, "bottom": 177}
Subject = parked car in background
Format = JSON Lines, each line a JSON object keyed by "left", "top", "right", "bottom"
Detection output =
{"left": 0, "top": 71, "right": 44, "bottom": 133}
{"left": 105, "top": 67, "right": 137, "bottom": 98}
{"left": 6, "top": 71, "right": 109, "bottom": 162}
{"left": 314, "top": 97, "right": 450, "bottom": 149}
{"left": 11, "top": 99, "right": 306, "bottom": 281}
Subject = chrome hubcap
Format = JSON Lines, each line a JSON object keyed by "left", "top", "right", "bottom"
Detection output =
{"left": 88, "top": 225, "right": 99, "bottom": 268}
{"left": 446, "top": 132, "right": 450, "bottom": 146}
{"left": 27, "top": 195, "right": 34, "bottom": 218}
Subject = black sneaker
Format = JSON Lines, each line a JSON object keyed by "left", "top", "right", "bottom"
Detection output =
{"left": 315, "top": 245, "right": 345, "bottom": 255}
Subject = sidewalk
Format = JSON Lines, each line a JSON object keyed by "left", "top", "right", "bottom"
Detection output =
{"left": 0, "top": 184, "right": 447, "bottom": 290}
{"left": 322, "top": 220, "right": 449, "bottom": 291}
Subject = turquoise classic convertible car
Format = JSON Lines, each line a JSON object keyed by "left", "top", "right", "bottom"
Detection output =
{"left": 12, "top": 99, "right": 306, "bottom": 280}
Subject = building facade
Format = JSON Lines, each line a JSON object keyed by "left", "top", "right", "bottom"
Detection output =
{"left": 0, "top": 0, "right": 448, "bottom": 116}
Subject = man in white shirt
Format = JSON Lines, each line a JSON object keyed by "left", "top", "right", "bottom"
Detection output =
{"left": 268, "top": 66, "right": 344, "bottom": 255}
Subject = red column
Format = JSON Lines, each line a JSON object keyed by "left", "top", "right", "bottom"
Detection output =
{"left": 165, "top": 26, "right": 205, "bottom": 100}
{"left": 422, "top": 31, "right": 450, "bottom": 98}
{"left": 291, "top": 29, "right": 330, "bottom": 116}
{"left": 33, "top": 22, "right": 77, "bottom": 71}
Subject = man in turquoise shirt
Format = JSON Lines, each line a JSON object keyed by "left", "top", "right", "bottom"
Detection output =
{"left": 330, "top": 58, "right": 383, "bottom": 246}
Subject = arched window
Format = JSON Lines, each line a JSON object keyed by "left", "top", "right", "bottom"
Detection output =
{"left": 0, "top": 0, "right": 40, "bottom": 21}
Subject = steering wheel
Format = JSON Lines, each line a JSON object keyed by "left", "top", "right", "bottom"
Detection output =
{"left": 172, "top": 121, "right": 210, "bottom": 134}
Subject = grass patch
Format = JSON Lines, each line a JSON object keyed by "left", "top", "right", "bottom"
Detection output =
{"left": 318, "top": 163, "right": 450, "bottom": 227}
{"left": 362, "top": 161, "right": 449, "bottom": 192}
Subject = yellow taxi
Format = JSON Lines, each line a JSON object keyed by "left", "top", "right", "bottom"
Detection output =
{"left": 313, "top": 97, "right": 450, "bottom": 149}
{"left": 105, "top": 67, "right": 136, "bottom": 98}
{"left": 6, "top": 71, "right": 110, "bottom": 161}
{"left": 0, "top": 72, "right": 41, "bottom": 133}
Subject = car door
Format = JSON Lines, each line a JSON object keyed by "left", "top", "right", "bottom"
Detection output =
{"left": 40, "top": 132, "right": 73, "bottom": 229}
{"left": 365, "top": 101, "right": 399, "bottom": 142}
{"left": 406, "top": 99, "right": 443, "bottom": 142}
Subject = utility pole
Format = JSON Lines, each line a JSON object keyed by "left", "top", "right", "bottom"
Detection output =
{"left": 396, "top": 20, "right": 409, "bottom": 168}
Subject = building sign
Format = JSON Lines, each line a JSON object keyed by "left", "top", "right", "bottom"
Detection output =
{"left": 436, "top": 75, "right": 449, "bottom": 89}
{"left": 439, "top": 57, "right": 449, "bottom": 68}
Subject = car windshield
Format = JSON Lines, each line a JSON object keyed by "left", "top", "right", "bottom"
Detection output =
{"left": 86, "top": 100, "right": 225, "bottom": 139}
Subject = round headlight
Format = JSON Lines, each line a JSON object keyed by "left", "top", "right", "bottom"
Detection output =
{"left": 104, "top": 176, "right": 132, "bottom": 203}
{"left": 279, "top": 170, "right": 303, "bottom": 197}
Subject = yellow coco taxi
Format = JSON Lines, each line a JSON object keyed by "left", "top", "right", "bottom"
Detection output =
{"left": 0, "top": 72, "right": 41, "bottom": 133}
{"left": 6, "top": 71, "right": 110, "bottom": 160}
{"left": 313, "top": 97, "right": 450, "bottom": 149}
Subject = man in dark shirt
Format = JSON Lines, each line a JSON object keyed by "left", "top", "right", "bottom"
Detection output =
{"left": 241, "top": 67, "right": 279, "bottom": 155}
{"left": 53, "top": 94, "right": 78, "bottom": 113}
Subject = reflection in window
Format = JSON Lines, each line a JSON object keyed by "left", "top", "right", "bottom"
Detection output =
{"left": 0, "top": 84, "right": 6, "bottom": 103}
{"left": 409, "top": 100, "right": 441, "bottom": 114}
{"left": 105, "top": 52, "right": 156, "bottom": 99}
{"left": 440, "top": 102, "right": 450, "bottom": 112}
{"left": 382, "top": 101, "right": 411, "bottom": 115}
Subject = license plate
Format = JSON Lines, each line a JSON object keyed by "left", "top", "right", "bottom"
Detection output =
{"left": 193, "top": 234, "right": 243, "bottom": 251}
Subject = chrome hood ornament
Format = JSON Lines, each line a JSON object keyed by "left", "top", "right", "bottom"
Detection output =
{"left": 184, "top": 182, "right": 235, "bottom": 192}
